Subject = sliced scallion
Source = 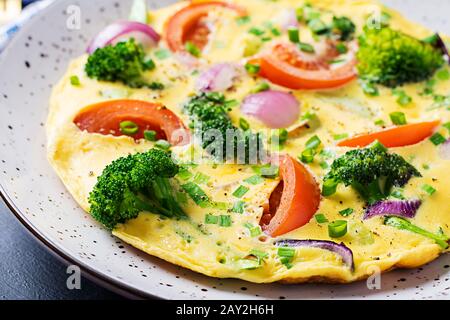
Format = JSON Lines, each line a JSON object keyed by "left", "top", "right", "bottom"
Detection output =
{"left": 119, "top": 121, "right": 139, "bottom": 135}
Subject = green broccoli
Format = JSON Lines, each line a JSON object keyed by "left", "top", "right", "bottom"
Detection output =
{"left": 85, "top": 38, "right": 163, "bottom": 89}
{"left": 89, "top": 148, "right": 186, "bottom": 230}
{"left": 322, "top": 141, "right": 421, "bottom": 204}
{"left": 331, "top": 16, "right": 355, "bottom": 41}
{"left": 357, "top": 27, "right": 444, "bottom": 87}
{"left": 184, "top": 92, "right": 264, "bottom": 163}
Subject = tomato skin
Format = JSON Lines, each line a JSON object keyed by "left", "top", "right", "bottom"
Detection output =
{"left": 259, "top": 44, "right": 357, "bottom": 90}
{"left": 337, "top": 120, "right": 440, "bottom": 148}
{"left": 261, "top": 155, "right": 321, "bottom": 237}
{"left": 73, "top": 99, "right": 189, "bottom": 145}
{"left": 164, "top": 1, "right": 246, "bottom": 52}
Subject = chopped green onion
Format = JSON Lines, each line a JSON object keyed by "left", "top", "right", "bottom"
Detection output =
{"left": 322, "top": 178, "right": 338, "bottom": 196}
{"left": 333, "top": 133, "right": 348, "bottom": 141}
{"left": 422, "top": 184, "right": 436, "bottom": 195}
{"left": 237, "top": 258, "right": 260, "bottom": 270}
{"left": 429, "top": 132, "right": 446, "bottom": 145}
{"left": 185, "top": 41, "right": 201, "bottom": 57}
{"left": 211, "top": 201, "right": 229, "bottom": 210}
{"left": 231, "top": 201, "right": 245, "bottom": 214}
{"left": 308, "top": 18, "right": 329, "bottom": 35}
{"left": 225, "top": 99, "right": 239, "bottom": 108}
{"left": 280, "top": 257, "right": 293, "bottom": 269}
{"left": 70, "top": 75, "right": 80, "bottom": 86}
{"left": 239, "top": 117, "right": 250, "bottom": 131}
{"left": 249, "top": 27, "right": 265, "bottom": 36}
{"left": 177, "top": 167, "right": 193, "bottom": 181}
{"left": 360, "top": 81, "right": 379, "bottom": 96}
{"left": 315, "top": 213, "right": 328, "bottom": 223}
{"left": 271, "top": 27, "right": 281, "bottom": 36}
{"left": 392, "top": 89, "right": 412, "bottom": 106}
{"left": 193, "top": 172, "right": 210, "bottom": 184}
{"left": 306, "top": 135, "right": 321, "bottom": 150}
{"left": 205, "top": 214, "right": 218, "bottom": 224}
{"left": 335, "top": 43, "right": 347, "bottom": 53}
{"left": 244, "top": 223, "right": 262, "bottom": 237}
{"left": 319, "top": 161, "right": 329, "bottom": 169}
{"left": 154, "top": 48, "right": 171, "bottom": 60}
{"left": 232, "top": 185, "right": 249, "bottom": 198}
{"left": 443, "top": 122, "right": 450, "bottom": 133}
{"left": 245, "top": 62, "right": 261, "bottom": 75}
{"left": 181, "top": 182, "right": 210, "bottom": 208}
{"left": 339, "top": 208, "right": 354, "bottom": 217}
{"left": 252, "top": 82, "right": 270, "bottom": 93}
{"left": 436, "top": 69, "right": 450, "bottom": 81}
{"left": 384, "top": 216, "right": 448, "bottom": 249}
{"left": 144, "top": 130, "right": 157, "bottom": 141}
{"left": 244, "top": 175, "right": 265, "bottom": 185}
{"left": 288, "top": 27, "right": 300, "bottom": 43}
{"left": 253, "top": 164, "right": 279, "bottom": 178}
{"left": 277, "top": 247, "right": 295, "bottom": 258}
{"left": 374, "top": 119, "right": 385, "bottom": 126}
{"left": 297, "top": 42, "right": 315, "bottom": 53}
{"left": 328, "top": 220, "right": 348, "bottom": 238}
{"left": 236, "top": 16, "right": 251, "bottom": 25}
{"left": 155, "top": 139, "right": 171, "bottom": 150}
{"left": 389, "top": 112, "right": 407, "bottom": 125}
{"left": 119, "top": 121, "right": 139, "bottom": 135}
{"left": 328, "top": 59, "right": 345, "bottom": 65}
{"left": 300, "top": 148, "right": 316, "bottom": 164}
{"left": 219, "top": 215, "right": 232, "bottom": 227}
{"left": 250, "top": 249, "right": 268, "bottom": 259}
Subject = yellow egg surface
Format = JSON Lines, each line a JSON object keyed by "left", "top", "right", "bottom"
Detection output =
{"left": 47, "top": 0, "right": 450, "bottom": 283}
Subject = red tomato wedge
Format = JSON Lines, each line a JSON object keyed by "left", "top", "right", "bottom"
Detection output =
{"left": 73, "top": 99, "right": 189, "bottom": 145}
{"left": 337, "top": 120, "right": 440, "bottom": 148}
{"left": 164, "top": 1, "right": 246, "bottom": 52}
{"left": 260, "top": 155, "right": 321, "bottom": 237}
{"left": 258, "top": 42, "right": 357, "bottom": 90}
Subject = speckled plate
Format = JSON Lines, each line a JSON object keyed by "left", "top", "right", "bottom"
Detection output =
{"left": 1, "top": 0, "right": 449, "bottom": 300}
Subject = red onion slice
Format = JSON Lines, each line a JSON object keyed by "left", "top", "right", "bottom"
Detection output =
{"left": 275, "top": 239, "right": 354, "bottom": 270}
{"left": 363, "top": 199, "right": 421, "bottom": 220}
{"left": 87, "top": 21, "right": 160, "bottom": 54}
{"left": 277, "top": 9, "right": 299, "bottom": 30}
{"left": 241, "top": 90, "right": 300, "bottom": 128}
{"left": 439, "top": 139, "right": 450, "bottom": 160}
{"left": 196, "top": 63, "right": 241, "bottom": 92}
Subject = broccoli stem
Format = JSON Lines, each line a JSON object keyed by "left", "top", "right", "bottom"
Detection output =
{"left": 384, "top": 216, "right": 449, "bottom": 249}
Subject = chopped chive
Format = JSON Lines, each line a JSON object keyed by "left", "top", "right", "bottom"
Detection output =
{"left": 254, "top": 164, "right": 280, "bottom": 178}
{"left": 300, "top": 148, "right": 316, "bottom": 164}
{"left": 271, "top": 27, "right": 281, "bottom": 36}
{"left": 219, "top": 215, "right": 232, "bottom": 227}
{"left": 429, "top": 132, "right": 446, "bottom": 145}
{"left": 250, "top": 249, "right": 268, "bottom": 259}
{"left": 422, "top": 184, "right": 436, "bottom": 195}
{"left": 277, "top": 247, "right": 295, "bottom": 258}
{"left": 392, "top": 89, "right": 412, "bottom": 106}
{"left": 231, "top": 200, "right": 245, "bottom": 214}
{"left": 319, "top": 161, "right": 329, "bottom": 169}
{"left": 119, "top": 120, "right": 139, "bottom": 135}
{"left": 154, "top": 48, "right": 171, "bottom": 60}
{"left": 288, "top": 27, "right": 300, "bottom": 43}
{"left": 389, "top": 112, "right": 407, "bottom": 125}
{"left": 185, "top": 41, "right": 201, "bottom": 57}
{"left": 252, "top": 82, "right": 270, "bottom": 93}
{"left": 211, "top": 201, "right": 229, "bottom": 210}
{"left": 70, "top": 75, "right": 80, "bottom": 86}
{"left": 232, "top": 185, "right": 249, "bottom": 198}
{"left": 224, "top": 99, "right": 239, "bottom": 108}
{"left": 297, "top": 42, "right": 315, "bottom": 53}
{"left": 249, "top": 27, "right": 265, "bottom": 36}
{"left": 181, "top": 182, "right": 210, "bottom": 208}
{"left": 244, "top": 223, "right": 262, "bottom": 237}
{"left": 144, "top": 130, "right": 157, "bottom": 141}
{"left": 244, "top": 175, "right": 265, "bottom": 185}
{"left": 322, "top": 178, "right": 338, "bottom": 196}
{"left": 339, "top": 208, "right": 354, "bottom": 217}
{"left": 306, "top": 135, "right": 321, "bottom": 150}
{"left": 205, "top": 214, "right": 218, "bottom": 224}
{"left": 360, "top": 81, "right": 379, "bottom": 96}
{"left": 333, "top": 133, "right": 348, "bottom": 141}
{"left": 245, "top": 62, "right": 261, "bottom": 75}
{"left": 280, "top": 257, "right": 293, "bottom": 269}
{"left": 239, "top": 117, "right": 250, "bottom": 131}
{"left": 374, "top": 119, "right": 385, "bottom": 126}
{"left": 335, "top": 43, "right": 347, "bottom": 53}
{"left": 236, "top": 16, "right": 251, "bottom": 25}
{"left": 193, "top": 172, "right": 210, "bottom": 184}
{"left": 328, "top": 220, "right": 348, "bottom": 238}
{"left": 261, "top": 36, "right": 272, "bottom": 42}
{"left": 315, "top": 213, "right": 328, "bottom": 223}
{"left": 155, "top": 139, "right": 171, "bottom": 150}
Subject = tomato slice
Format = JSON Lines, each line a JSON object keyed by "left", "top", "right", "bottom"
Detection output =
{"left": 164, "top": 1, "right": 246, "bottom": 52}
{"left": 260, "top": 155, "right": 321, "bottom": 237}
{"left": 259, "top": 42, "right": 357, "bottom": 90}
{"left": 73, "top": 99, "right": 189, "bottom": 145}
{"left": 337, "top": 120, "right": 440, "bottom": 148}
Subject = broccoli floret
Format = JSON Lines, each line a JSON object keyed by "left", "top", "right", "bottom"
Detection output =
{"left": 85, "top": 38, "right": 163, "bottom": 89}
{"left": 89, "top": 148, "right": 186, "bottom": 230}
{"left": 184, "top": 92, "right": 264, "bottom": 163}
{"left": 357, "top": 27, "right": 444, "bottom": 87}
{"left": 322, "top": 142, "right": 421, "bottom": 204}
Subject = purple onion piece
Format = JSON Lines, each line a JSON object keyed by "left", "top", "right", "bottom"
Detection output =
{"left": 275, "top": 239, "right": 354, "bottom": 271}
{"left": 196, "top": 63, "right": 241, "bottom": 92}
{"left": 434, "top": 33, "right": 450, "bottom": 65}
{"left": 364, "top": 199, "right": 421, "bottom": 220}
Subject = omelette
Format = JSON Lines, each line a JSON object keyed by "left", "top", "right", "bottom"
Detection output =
{"left": 46, "top": 0, "right": 450, "bottom": 284}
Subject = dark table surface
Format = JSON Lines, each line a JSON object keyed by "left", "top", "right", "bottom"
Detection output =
{"left": 0, "top": 199, "right": 123, "bottom": 300}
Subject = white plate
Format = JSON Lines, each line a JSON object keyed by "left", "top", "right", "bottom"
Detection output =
{"left": 0, "top": 0, "right": 449, "bottom": 300}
